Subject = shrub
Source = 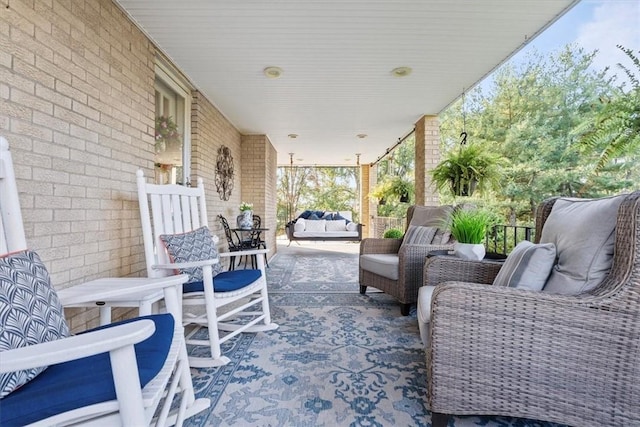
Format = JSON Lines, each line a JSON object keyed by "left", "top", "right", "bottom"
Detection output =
{"left": 383, "top": 228, "right": 404, "bottom": 239}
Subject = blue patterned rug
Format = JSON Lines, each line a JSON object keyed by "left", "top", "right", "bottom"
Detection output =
{"left": 184, "top": 248, "right": 566, "bottom": 427}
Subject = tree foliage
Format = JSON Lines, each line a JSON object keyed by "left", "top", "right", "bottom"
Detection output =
{"left": 277, "top": 166, "right": 359, "bottom": 231}
{"left": 573, "top": 46, "right": 640, "bottom": 173}
{"left": 439, "top": 45, "right": 639, "bottom": 225}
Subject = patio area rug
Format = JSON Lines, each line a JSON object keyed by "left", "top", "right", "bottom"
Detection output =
{"left": 184, "top": 244, "right": 567, "bottom": 427}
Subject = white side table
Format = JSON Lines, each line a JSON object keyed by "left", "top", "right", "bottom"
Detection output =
{"left": 57, "top": 275, "right": 188, "bottom": 325}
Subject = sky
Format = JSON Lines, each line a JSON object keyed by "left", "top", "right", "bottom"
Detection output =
{"left": 497, "top": 0, "right": 639, "bottom": 87}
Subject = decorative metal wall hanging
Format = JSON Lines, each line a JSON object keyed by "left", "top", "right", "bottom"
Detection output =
{"left": 215, "top": 145, "right": 234, "bottom": 201}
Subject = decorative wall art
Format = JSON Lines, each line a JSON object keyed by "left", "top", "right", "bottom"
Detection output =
{"left": 215, "top": 145, "right": 234, "bottom": 201}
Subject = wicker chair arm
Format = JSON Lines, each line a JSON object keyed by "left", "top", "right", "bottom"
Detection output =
{"left": 396, "top": 243, "right": 455, "bottom": 302}
{"left": 423, "top": 256, "right": 503, "bottom": 287}
{"left": 359, "top": 237, "right": 402, "bottom": 255}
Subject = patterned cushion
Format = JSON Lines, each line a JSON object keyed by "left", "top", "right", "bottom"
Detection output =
{"left": 492, "top": 241, "right": 556, "bottom": 291}
{"left": 0, "top": 250, "right": 70, "bottom": 398}
{"left": 159, "top": 226, "right": 223, "bottom": 283}
{"left": 402, "top": 225, "right": 438, "bottom": 245}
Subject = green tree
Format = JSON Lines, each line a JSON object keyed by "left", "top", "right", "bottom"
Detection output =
{"left": 439, "top": 45, "right": 632, "bottom": 225}
{"left": 276, "top": 166, "right": 360, "bottom": 232}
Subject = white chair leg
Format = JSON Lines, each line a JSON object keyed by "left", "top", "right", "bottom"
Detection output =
{"left": 186, "top": 265, "right": 231, "bottom": 368}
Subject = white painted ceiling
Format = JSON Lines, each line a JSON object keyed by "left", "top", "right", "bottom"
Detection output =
{"left": 115, "top": 0, "right": 579, "bottom": 166}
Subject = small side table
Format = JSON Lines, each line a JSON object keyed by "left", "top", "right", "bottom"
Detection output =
{"left": 57, "top": 275, "right": 189, "bottom": 325}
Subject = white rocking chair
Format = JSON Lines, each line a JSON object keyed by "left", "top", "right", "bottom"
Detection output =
{"left": 136, "top": 170, "right": 279, "bottom": 368}
{"left": 0, "top": 137, "right": 209, "bottom": 426}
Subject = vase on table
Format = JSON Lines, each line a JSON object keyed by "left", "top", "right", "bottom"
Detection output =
{"left": 237, "top": 210, "right": 253, "bottom": 229}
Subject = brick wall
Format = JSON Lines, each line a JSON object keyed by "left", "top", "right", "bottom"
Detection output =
{"left": 1, "top": 0, "right": 159, "bottom": 330}
{"left": 191, "top": 90, "right": 246, "bottom": 268}
{"left": 240, "top": 135, "right": 278, "bottom": 257}
{"left": 1, "top": 0, "right": 274, "bottom": 331}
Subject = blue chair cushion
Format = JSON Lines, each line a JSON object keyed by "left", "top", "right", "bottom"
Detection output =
{"left": 0, "top": 313, "right": 174, "bottom": 427}
{"left": 183, "top": 269, "right": 262, "bottom": 293}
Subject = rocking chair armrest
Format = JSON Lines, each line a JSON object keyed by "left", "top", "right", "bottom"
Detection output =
{"left": 153, "top": 259, "right": 220, "bottom": 270}
{"left": 219, "top": 248, "right": 268, "bottom": 257}
{"left": 0, "top": 319, "right": 155, "bottom": 373}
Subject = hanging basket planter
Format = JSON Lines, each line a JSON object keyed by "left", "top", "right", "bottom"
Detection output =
{"left": 430, "top": 143, "right": 503, "bottom": 198}
{"left": 450, "top": 177, "right": 478, "bottom": 198}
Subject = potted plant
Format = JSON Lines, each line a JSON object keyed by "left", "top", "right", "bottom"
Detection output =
{"left": 449, "top": 208, "right": 492, "bottom": 260}
{"left": 389, "top": 176, "right": 413, "bottom": 203}
{"left": 430, "top": 143, "right": 503, "bottom": 197}
{"left": 370, "top": 179, "right": 393, "bottom": 205}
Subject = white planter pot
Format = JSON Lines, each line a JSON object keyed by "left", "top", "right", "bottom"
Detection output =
{"left": 454, "top": 242, "right": 485, "bottom": 260}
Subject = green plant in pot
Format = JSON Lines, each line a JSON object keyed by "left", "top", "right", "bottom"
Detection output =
{"left": 430, "top": 143, "right": 503, "bottom": 197}
{"left": 390, "top": 176, "right": 413, "bottom": 203}
{"left": 449, "top": 208, "right": 492, "bottom": 260}
{"left": 370, "top": 179, "right": 393, "bottom": 205}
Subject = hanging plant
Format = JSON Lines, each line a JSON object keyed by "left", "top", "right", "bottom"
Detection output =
{"left": 369, "top": 179, "right": 393, "bottom": 205}
{"left": 154, "top": 116, "right": 182, "bottom": 153}
{"left": 389, "top": 176, "right": 413, "bottom": 203}
{"left": 430, "top": 143, "right": 504, "bottom": 197}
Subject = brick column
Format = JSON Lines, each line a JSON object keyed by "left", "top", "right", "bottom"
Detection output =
{"left": 415, "top": 115, "right": 440, "bottom": 206}
{"left": 240, "top": 135, "right": 278, "bottom": 257}
{"left": 360, "top": 164, "right": 371, "bottom": 238}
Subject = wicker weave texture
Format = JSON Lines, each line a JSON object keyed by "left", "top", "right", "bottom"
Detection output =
{"left": 358, "top": 205, "right": 454, "bottom": 306}
{"left": 426, "top": 191, "right": 640, "bottom": 426}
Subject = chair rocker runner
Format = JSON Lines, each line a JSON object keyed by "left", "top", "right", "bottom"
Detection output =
{"left": 0, "top": 137, "right": 209, "bottom": 426}
{"left": 136, "top": 170, "right": 279, "bottom": 368}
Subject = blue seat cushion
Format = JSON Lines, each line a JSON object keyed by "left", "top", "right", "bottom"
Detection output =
{"left": 0, "top": 314, "right": 174, "bottom": 426}
{"left": 183, "top": 269, "right": 262, "bottom": 293}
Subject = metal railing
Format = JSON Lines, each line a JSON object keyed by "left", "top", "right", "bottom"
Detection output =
{"left": 485, "top": 224, "right": 535, "bottom": 255}
{"left": 372, "top": 217, "right": 406, "bottom": 238}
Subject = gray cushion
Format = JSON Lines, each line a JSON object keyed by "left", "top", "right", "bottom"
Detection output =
{"left": 492, "top": 241, "right": 556, "bottom": 291}
{"left": 540, "top": 194, "right": 626, "bottom": 295}
{"left": 359, "top": 254, "right": 399, "bottom": 280}
{"left": 402, "top": 225, "right": 438, "bottom": 245}
{"left": 409, "top": 205, "right": 453, "bottom": 228}
{"left": 160, "top": 226, "right": 223, "bottom": 283}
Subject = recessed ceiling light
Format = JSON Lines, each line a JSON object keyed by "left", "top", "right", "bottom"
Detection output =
{"left": 288, "top": 133, "right": 298, "bottom": 139}
{"left": 391, "top": 66, "right": 412, "bottom": 77}
{"left": 264, "top": 66, "right": 283, "bottom": 78}
{"left": 356, "top": 133, "right": 368, "bottom": 139}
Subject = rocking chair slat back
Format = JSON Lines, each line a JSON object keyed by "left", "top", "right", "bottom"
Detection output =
{"left": 137, "top": 172, "right": 209, "bottom": 278}
{"left": 0, "top": 137, "right": 27, "bottom": 254}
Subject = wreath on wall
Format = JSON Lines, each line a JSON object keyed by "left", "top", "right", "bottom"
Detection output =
{"left": 215, "top": 145, "right": 234, "bottom": 201}
{"left": 155, "top": 116, "right": 181, "bottom": 153}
